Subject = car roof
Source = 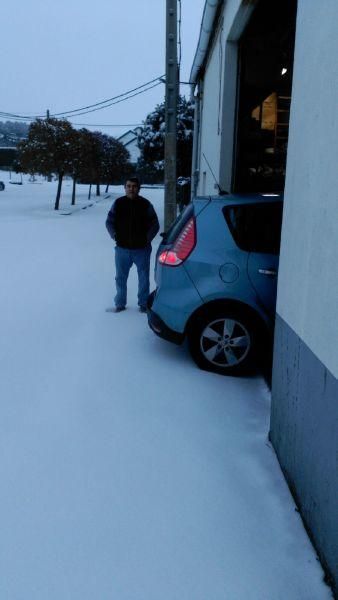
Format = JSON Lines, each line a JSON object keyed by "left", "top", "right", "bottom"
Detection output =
{"left": 193, "top": 192, "right": 283, "bottom": 206}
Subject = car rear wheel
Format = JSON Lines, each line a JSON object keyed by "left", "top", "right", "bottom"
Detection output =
{"left": 188, "top": 308, "right": 258, "bottom": 376}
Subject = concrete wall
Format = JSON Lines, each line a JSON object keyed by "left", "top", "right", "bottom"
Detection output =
{"left": 275, "top": 0, "right": 338, "bottom": 378}
{"left": 195, "top": 0, "right": 253, "bottom": 195}
{"left": 270, "top": 0, "right": 338, "bottom": 589}
{"left": 193, "top": 0, "right": 338, "bottom": 588}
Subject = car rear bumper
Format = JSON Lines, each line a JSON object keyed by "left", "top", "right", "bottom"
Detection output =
{"left": 147, "top": 291, "right": 184, "bottom": 345}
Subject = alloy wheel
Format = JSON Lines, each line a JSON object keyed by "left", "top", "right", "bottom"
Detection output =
{"left": 200, "top": 318, "right": 250, "bottom": 368}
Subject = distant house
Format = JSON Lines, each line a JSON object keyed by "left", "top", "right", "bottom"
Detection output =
{"left": 117, "top": 127, "right": 142, "bottom": 165}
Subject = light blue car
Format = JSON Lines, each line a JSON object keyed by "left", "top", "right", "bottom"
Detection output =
{"left": 147, "top": 193, "right": 283, "bottom": 376}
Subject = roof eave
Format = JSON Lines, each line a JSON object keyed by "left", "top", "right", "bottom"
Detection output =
{"left": 189, "top": 0, "right": 223, "bottom": 87}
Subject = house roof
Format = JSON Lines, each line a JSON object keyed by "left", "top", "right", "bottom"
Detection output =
{"left": 189, "top": 0, "right": 256, "bottom": 86}
{"left": 117, "top": 127, "right": 142, "bottom": 144}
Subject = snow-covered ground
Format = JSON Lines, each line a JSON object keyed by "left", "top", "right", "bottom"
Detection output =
{"left": 0, "top": 172, "right": 332, "bottom": 599}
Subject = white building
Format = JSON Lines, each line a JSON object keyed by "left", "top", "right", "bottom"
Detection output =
{"left": 190, "top": 0, "right": 338, "bottom": 591}
{"left": 117, "top": 127, "right": 142, "bottom": 165}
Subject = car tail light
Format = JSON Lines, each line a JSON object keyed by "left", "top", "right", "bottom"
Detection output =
{"left": 159, "top": 216, "right": 196, "bottom": 266}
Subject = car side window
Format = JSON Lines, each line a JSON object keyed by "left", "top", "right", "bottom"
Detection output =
{"left": 223, "top": 202, "right": 283, "bottom": 254}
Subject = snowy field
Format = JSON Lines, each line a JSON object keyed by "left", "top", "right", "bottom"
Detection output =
{"left": 0, "top": 171, "right": 332, "bottom": 599}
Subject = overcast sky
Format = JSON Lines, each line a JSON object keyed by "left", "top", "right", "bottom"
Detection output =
{"left": 1, "top": 0, "right": 205, "bottom": 137}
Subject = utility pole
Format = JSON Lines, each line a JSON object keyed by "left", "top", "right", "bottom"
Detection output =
{"left": 164, "top": 0, "right": 178, "bottom": 230}
{"left": 46, "top": 109, "right": 52, "bottom": 182}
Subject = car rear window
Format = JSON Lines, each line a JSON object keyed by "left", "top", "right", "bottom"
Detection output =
{"left": 223, "top": 201, "right": 283, "bottom": 254}
{"left": 165, "top": 203, "right": 194, "bottom": 244}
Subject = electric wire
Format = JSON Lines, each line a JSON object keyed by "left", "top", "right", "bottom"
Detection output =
{"left": 52, "top": 76, "right": 164, "bottom": 117}
{"left": 54, "top": 82, "right": 163, "bottom": 119}
{"left": 76, "top": 123, "right": 141, "bottom": 127}
{"left": 0, "top": 75, "right": 165, "bottom": 122}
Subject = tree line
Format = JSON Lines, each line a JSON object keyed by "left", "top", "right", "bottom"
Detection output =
{"left": 15, "top": 118, "right": 130, "bottom": 210}
{"left": 11, "top": 95, "right": 195, "bottom": 208}
{"left": 0, "top": 120, "right": 29, "bottom": 147}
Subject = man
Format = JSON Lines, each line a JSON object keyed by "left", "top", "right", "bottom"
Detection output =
{"left": 105, "top": 177, "right": 159, "bottom": 313}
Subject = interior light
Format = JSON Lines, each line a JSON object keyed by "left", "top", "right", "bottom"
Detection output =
{"left": 281, "top": 67, "right": 288, "bottom": 76}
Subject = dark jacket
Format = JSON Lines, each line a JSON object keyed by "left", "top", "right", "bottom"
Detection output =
{"left": 106, "top": 195, "right": 160, "bottom": 249}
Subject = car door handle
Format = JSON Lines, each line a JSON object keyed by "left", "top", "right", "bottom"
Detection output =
{"left": 258, "top": 268, "right": 277, "bottom": 277}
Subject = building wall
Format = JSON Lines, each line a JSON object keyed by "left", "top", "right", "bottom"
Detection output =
{"left": 126, "top": 139, "right": 140, "bottom": 164}
{"left": 193, "top": 0, "right": 338, "bottom": 588}
{"left": 270, "top": 0, "right": 338, "bottom": 588}
{"left": 118, "top": 130, "right": 141, "bottom": 164}
{"left": 194, "top": 0, "right": 255, "bottom": 196}
{"left": 196, "top": 13, "right": 226, "bottom": 196}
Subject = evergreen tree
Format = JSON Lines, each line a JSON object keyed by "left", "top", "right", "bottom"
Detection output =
{"left": 17, "top": 118, "right": 74, "bottom": 210}
{"left": 100, "top": 135, "right": 130, "bottom": 186}
{"left": 68, "top": 128, "right": 97, "bottom": 205}
{"left": 68, "top": 128, "right": 82, "bottom": 206}
{"left": 75, "top": 130, "right": 130, "bottom": 196}
{"left": 74, "top": 128, "right": 98, "bottom": 187}
{"left": 75, "top": 130, "right": 106, "bottom": 196}
{"left": 16, "top": 121, "right": 131, "bottom": 208}
{"left": 137, "top": 96, "right": 194, "bottom": 182}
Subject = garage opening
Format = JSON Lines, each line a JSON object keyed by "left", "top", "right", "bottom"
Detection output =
{"left": 234, "top": 0, "right": 297, "bottom": 192}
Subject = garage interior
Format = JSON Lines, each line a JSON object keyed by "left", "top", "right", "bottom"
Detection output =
{"left": 234, "top": 0, "right": 297, "bottom": 193}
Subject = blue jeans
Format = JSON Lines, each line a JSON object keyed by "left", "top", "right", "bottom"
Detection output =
{"left": 114, "top": 246, "right": 151, "bottom": 308}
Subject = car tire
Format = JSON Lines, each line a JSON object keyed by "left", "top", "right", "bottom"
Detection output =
{"left": 0, "top": 182, "right": 5, "bottom": 191}
{"left": 188, "top": 307, "right": 258, "bottom": 376}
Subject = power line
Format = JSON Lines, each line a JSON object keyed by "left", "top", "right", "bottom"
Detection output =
{"left": 70, "top": 123, "right": 143, "bottom": 127}
{"left": 0, "top": 75, "right": 165, "bottom": 122}
{"left": 53, "top": 76, "right": 164, "bottom": 117}
{"left": 0, "top": 112, "right": 31, "bottom": 121}
{"left": 60, "top": 82, "right": 163, "bottom": 118}
{"left": 0, "top": 81, "right": 162, "bottom": 121}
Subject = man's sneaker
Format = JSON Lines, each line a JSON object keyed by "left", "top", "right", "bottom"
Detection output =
{"left": 139, "top": 305, "right": 147, "bottom": 313}
{"left": 105, "top": 306, "right": 126, "bottom": 313}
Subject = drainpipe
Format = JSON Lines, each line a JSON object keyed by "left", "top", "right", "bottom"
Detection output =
{"left": 189, "top": 0, "right": 222, "bottom": 87}
{"left": 191, "top": 85, "right": 202, "bottom": 198}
